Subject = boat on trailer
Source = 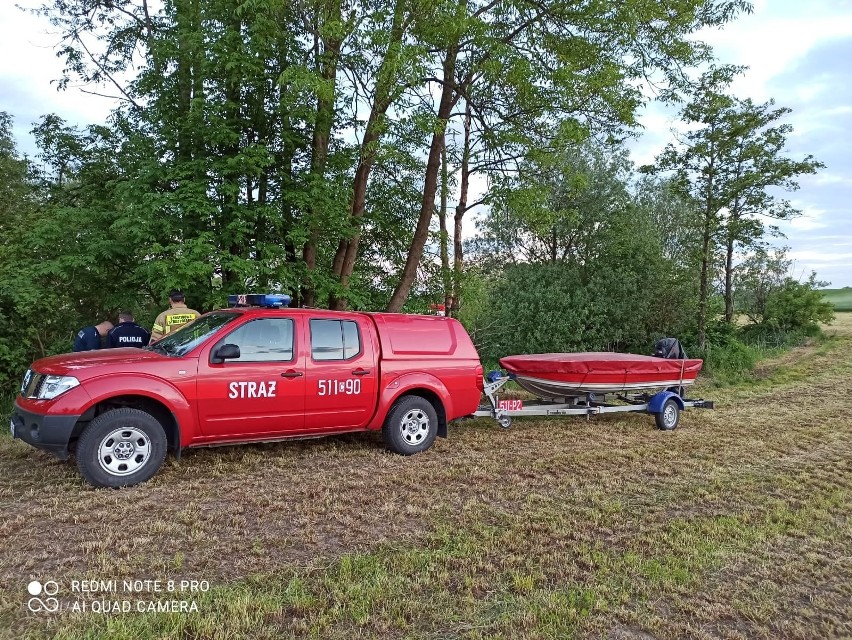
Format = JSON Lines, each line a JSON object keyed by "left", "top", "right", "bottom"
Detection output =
{"left": 473, "top": 342, "right": 712, "bottom": 430}
{"left": 499, "top": 352, "right": 704, "bottom": 399}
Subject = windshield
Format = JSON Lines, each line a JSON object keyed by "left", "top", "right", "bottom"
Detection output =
{"left": 146, "top": 312, "right": 239, "bottom": 357}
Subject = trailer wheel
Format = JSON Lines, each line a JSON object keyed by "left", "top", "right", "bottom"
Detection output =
{"left": 383, "top": 396, "right": 438, "bottom": 455}
{"left": 76, "top": 408, "right": 168, "bottom": 488}
{"left": 497, "top": 414, "right": 512, "bottom": 429}
{"left": 655, "top": 398, "right": 680, "bottom": 431}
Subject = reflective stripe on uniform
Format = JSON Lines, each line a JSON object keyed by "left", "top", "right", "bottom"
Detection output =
{"left": 166, "top": 314, "right": 196, "bottom": 326}
{"left": 152, "top": 324, "right": 164, "bottom": 332}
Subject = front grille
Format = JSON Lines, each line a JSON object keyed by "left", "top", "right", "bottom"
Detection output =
{"left": 22, "top": 371, "right": 45, "bottom": 399}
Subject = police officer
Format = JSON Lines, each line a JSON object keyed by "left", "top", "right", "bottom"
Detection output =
{"left": 73, "top": 321, "right": 114, "bottom": 352}
{"left": 108, "top": 311, "right": 151, "bottom": 348}
{"left": 151, "top": 290, "right": 200, "bottom": 342}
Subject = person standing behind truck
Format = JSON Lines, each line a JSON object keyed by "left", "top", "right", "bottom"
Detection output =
{"left": 73, "top": 321, "right": 114, "bottom": 352}
{"left": 150, "top": 290, "right": 200, "bottom": 342}
{"left": 108, "top": 310, "right": 151, "bottom": 348}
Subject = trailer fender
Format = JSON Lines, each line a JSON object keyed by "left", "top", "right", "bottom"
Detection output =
{"left": 648, "top": 390, "right": 685, "bottom": 414}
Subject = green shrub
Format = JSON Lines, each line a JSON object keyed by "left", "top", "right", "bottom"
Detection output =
{"left": 763, "top": 276, "right": 835, "bottom": 332}
{"left": 697, "top": 339, "right": 762, "bottom": 385}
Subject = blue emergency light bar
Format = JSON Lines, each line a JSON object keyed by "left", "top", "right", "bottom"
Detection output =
{"left": 228, "top": 294, "right": 291, "bottom": 308}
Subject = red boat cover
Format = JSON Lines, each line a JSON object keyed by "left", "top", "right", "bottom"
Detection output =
{"left": 500, "top": 352, "right": 703, "bottom": 378}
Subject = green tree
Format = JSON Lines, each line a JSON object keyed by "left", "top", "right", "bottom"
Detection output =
{"left": 386, "top": 0, "right": 753, "bottom": 312}
{"left": 649, "top": 66, "right": 743, "bottom": 349}
{"left": 764, "top": 275, "right": 835, "bottom": 333}
{"left": 735, "top": 247, "right": 834, "bottom": 331}
{"left": 649, "top": 67, "right": 822, "bottom": 344}
{"left": 0, "top": 113, "right": 40, "bottom": 393}
{"left": 733, "top": 244, "right": 792, "bottom": 324}
{"left": 470, "top": 141, "right": 700, "bottom": 359}
{"left": 717, "top": 98, "right": 822, "bottom": 323}
{"left": 30, "top": 0, "right": 751, "bottom": 318}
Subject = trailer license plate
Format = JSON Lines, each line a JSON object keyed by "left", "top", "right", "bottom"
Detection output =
{"left": 498, "top": 399, "right": 523, "bottom": 411}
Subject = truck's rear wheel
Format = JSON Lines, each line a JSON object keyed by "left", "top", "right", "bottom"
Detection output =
{"left": 383, "top": 396, "right": 438, "bottom": 455}
{"left": 76, "top": 408, "right": 167, "bottom": 488}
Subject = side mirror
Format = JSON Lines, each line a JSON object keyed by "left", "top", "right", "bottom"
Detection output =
{"left": 212, "top": 343, "right": 240, "bottom": 363}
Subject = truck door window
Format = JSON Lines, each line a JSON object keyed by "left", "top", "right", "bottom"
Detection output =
{"left": 310, "top": 319, "right": 361, "bottom": 361}
{"left": 221, "top": 318, "right": 295, "bottom": 362}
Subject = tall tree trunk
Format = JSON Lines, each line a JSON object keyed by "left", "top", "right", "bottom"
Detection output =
{"left": 221, "top": 7, "right": 243, "bottom": 288}
{"left": 302, "top": 0, "right": 343, "bottom": 307}
{"left": 174, "top": 0, "right": 193, "bottom": 164}
{"left": 329, "top": 0, "right": 408, "bottom": 310}
{"left": 386, "top": 44, "right": 459, "bottom": 313}
{"left": 329, "top": 134, "right": 379, "bottom": 308}
{"left": 438, "top": 136, "right": 451, "bottom": 312}
{"left": 698, "top": 211, "right": 713, "bottom": 350}
{"left": 698, "top": 138, "right": 717, "bottom": 351}
{"left": 723, "top": 154, "right": 744, "bottom": 324}
{"left": 723, "top": 222, "right": 736, "bottom": 324}
{"left": 451, "top": 100, "right": 471, "bottom": 317}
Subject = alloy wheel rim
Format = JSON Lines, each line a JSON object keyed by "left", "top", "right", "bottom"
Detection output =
{"left": 97, "top": 427, "right": 151, "bottom": 476}
{"left": 400, "top": 409, "right": 430, "bottom": 445}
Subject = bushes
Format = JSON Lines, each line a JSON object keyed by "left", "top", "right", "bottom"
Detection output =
{"left": 697, "top": 339, "right": 763, "bottom": 384}
{"left": 472, "top": 259, "right": 695, "bottom": 362}
{"left": 763, "top": 276, "right": 834, "bottom": 332}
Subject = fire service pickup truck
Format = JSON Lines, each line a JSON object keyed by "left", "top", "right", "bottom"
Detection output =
{"left": 11, "top": 294, "right": 484, "bottom": 488}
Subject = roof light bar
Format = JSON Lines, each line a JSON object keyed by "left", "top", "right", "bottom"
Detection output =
{"left": 227, "top": 294, "right": 291, "bottom": 308}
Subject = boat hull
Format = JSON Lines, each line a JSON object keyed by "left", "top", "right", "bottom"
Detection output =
{"left": 500, "top": 352, "right": 703, "bottom": 399}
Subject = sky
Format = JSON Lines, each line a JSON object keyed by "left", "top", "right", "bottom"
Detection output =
{"left": 1, "top": 0, "right": 850, "bottom": 287}
{"left": 631, "top": 0, "right": 852, "bottom": 287}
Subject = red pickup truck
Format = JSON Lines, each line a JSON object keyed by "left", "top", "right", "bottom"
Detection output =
{"left": 11, "top": 302, "right": 483, "bottom": 487}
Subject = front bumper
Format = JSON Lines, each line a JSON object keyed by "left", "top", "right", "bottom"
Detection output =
{"left": 10, "top": 403, "right": 80, "bottom": 460}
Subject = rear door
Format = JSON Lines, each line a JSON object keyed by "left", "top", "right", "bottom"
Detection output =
{"left": 196, "top": 316, "right": 305, "bottom": 438}
{"left": 303, "top": 314, "right": 378, "bottom": 430}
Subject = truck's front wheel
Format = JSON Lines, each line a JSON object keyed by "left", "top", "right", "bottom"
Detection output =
{"left": 76, "top": 408, "right": 168, "bottom": 488}
{"left": 383, "top": 396, "right": 438, "bottom": 455}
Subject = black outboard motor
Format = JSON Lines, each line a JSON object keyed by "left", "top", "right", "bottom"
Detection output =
{"left": 653, "top": 337, "right": 687, "bottom": 359}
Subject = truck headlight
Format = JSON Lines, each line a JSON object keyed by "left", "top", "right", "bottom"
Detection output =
{"left": 37, "top": 375, "right": 80, "bottom": 400}
{"left": 21, "top": 369, "right": 32, "bottom": 395}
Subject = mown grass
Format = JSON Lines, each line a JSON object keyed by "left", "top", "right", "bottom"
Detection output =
{"left": 821, "top": 287, "right": 852, "bottom": 311}
{"left": 2, "top": 314, "right": 852, "bottom": 639}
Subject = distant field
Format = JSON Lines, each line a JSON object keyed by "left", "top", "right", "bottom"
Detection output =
{"left": 822, "top": 287, "right": 852, "bottom": 311}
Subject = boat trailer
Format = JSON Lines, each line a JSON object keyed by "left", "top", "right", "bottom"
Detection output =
{"left": 473, "top": 372, "right": 714, "bottom": 431}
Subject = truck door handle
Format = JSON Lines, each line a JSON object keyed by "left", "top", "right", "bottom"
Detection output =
{"left": 351, "top": 368, "right": 371, "bottom": 376}
{"left": 281, "top": 371, "right": 303, "bottom": 378}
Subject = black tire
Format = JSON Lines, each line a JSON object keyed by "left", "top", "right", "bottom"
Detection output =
{"left": 382, "top": 396, "right": 439, "bottom": 455}
{"left": 655, "top": 398, "right": 680, "bottom": 431}
{"left": 76, "top": 408, "right": 168, "bottom": 488}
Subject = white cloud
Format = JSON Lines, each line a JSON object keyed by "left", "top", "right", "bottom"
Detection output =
{"left": 812, "top": 172, "right": 852, "bottom": 187}
{"left": 0, "top": 2, "right": 117, "bottom": 140}
{"left": 697, "top": 3, "right": 852, "bottom": 103}
{"left": 783, "top": 206, "right": 828, "bottom": 231}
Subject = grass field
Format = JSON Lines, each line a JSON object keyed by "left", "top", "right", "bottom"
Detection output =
{"left": 2, "top": 316, "right": 852, "bottom": 639}
{"left": 821, "top": 287, "right": 852, "bottom": 311}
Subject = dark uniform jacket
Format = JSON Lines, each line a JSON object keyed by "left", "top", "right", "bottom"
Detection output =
{"left": 73, "top": 326, "right": 102, "bottom": 352}
{"left": 108, "top": 322, "right": 151, "bottom": 348}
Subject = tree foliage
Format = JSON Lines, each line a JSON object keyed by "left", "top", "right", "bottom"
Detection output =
{"left": 647, "top": 66, "right": 822, "bottom": 346}
{"left": 469, "top": 143, "right": 701, "bottom": 360}
{"left": 1, "top": 0, "right": 832, "bottom": 390}
{"left": 735, "top": 247, "right": 834, "bottom": 332}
